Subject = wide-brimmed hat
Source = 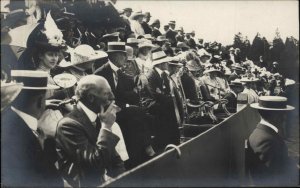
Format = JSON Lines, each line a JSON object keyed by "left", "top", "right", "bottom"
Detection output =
{"left": 53, "top": 73, "right": 77, "bottom": 88}
{"left": 126, "top": 38, "right": 139, "bottom": 45}
{"left": 34, "top": 12, "right": 66, "bottom": 50}
{"left": 177, "top": 42, "right": 190, "bottom": 50}
{"left": 156, "top": 35, "right": 168, "bottom": 42}
{"left": 250, "top": 96, "right": 294, "bottom": 111}
{"left": 11, "top": 70, "right": 59, "bottom": 90}
{"left": 59, "top": 45, "right": 108, "bottom": 67}
{"left": 230, "top": 79, "right": 243, "bottom": 87}
{"left": 203, "top": 66, "right": 221, "bottom": 74}
{"left": 126, "top": 46, "right": 135, "bottom": 61}
{"left": 143, "top": 34, "right": 154, "bottom": 41}
{"left": 198, "top": 49, "right": 211, "bottom": 58}
{"left": 138, "top": 40, "right": 156, "bottom": 49}
{"left": 186, "top": 60, "right": 202, "bottom": 71}
{"left": 240, "top": 76, "right": 259, "bottom": 82}
{"left": 168, "top": 56, "right": 183, "bottom": 66}
{"left": 130, "top": 11, "right": 145, "bottom": 20}
{"left": 152, "top": 51, "right": 172, "bottom": 66}
{"left": 107, "top": 42, "right": 126, "bottom": 53}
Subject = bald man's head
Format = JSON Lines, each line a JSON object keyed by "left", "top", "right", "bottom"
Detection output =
{"left": 76, "top": 75, "right": 114, "bottom": 113}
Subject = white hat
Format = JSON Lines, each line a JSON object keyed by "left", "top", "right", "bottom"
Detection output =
{"left": 1, "top": 81, "right": 23, "bottom": 111}
{"left": 250, "top": 96, "right": 294, "bottom": 111}
{"left": 152, "top": 51, "right": 172, "bottom": 66}
{"left": 11, "top": 70, "right": 59, "bottom": 90}
{"left": 138, "top": 40, "right": 156, "bottom": 49}
{"left": 59, "top": 45, "right": 108, "bottom": 68}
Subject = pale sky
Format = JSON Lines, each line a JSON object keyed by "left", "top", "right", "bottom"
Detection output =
{"left": 115, "top": 0, "right": 299, "bottom": 45}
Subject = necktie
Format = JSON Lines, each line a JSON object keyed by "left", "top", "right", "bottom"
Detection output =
{"left": 161, "top": 71, "right": 171, "bottom": 94}
{"left": 94, "top": 116, "right": 101, "bottom": 133}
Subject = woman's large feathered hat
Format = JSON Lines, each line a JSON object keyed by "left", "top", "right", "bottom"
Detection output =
{"left": 34, "top": 12, "right": 66, "bottom": 50}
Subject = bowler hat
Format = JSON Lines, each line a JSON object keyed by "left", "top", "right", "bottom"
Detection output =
{"left": 250, "top": 96, "right": 294, "bottom": 111}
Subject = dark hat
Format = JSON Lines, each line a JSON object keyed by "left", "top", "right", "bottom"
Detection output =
{"left": 107, "top": 42, "right": 126, "bottom": 53}
{"left": 123, "top": 8, "right": 133, "bottom": 12}
{"left": 11, "top": 70, "right": 59, "bottom": 90}
{"left": 144, "top": 12, "right": 151, "bottom": 17}
{"left": 2, "top": 9, "right": 29, "bottom": 28}
{"left": 150, "top": 19, "right": 160, "bottom": 26}
{"left": 250, "top": 96, "right": 294, "bottom": 111}
{"left": 34, "top": 12, "right": 66, "bottom": 50}
{"left": 177, "top": 42, "right": 190, "bottom": 50}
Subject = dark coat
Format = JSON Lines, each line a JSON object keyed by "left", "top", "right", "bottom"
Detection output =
{"left": 176, "top": 34, "right": 185, "bottom": 43}
{"left": 94, "top": 62, "right": 153, "bottom": 169}
{"left": 55, "top": 106, "right": 123, "bottom": 187}
{"left": 187, "top": 38, "right": 196, "bottom": 49}
{"left": 165, "top": 29, "right": 177, "bottom": 47}
{"left": 141, "top": 21, "right": 152, "bottom": 34}
{"left": 181, "top": 73, "right": 199, "bottom": 104}
{"left": 152, "top": 27, "right": 162, "bottom": 38}
{"left": 146, "top": 68, "right": 181, "bottom": 149}
{"left": 246, "top": 123, "right": 298, "bottom": 186}
{"left": 1, "top": 108, "right": 63, "bottom": 187}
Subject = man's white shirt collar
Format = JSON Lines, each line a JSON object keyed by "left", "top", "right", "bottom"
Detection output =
{"left": 109, "top": 61, "right": 119, "bottom": 73}
{"left": 78, "top": 101, "right": 97, "bottom": 123}
{"left": 11, "top": 106, "right": 38, "bottom": 132}
{"left": 260, "top": 118, "right": 279, "bottom": 133}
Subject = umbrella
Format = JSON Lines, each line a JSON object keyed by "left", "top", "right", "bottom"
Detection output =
{"left": 1, "top": 81, "right": 23, "bottom": 111}
{"left": 2, "top": 23, "right": 40, "bottom": 60}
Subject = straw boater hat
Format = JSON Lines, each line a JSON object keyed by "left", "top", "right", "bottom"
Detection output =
{"left": 152, "top": 51, "right": 172, "bottom": 66}
{"left": 186, "top": 60, "right": 202, "bottom": 71}
{"left": 107, "top": 42, "right": 126, "bottom": 53}
{"left": 250, "top": 96, "right": 294, "bottom": 111}
{"left": 168, "top": 20, "right": 176, "bottom": 25}
{"left": 59, "top": 44, "right": 108, "bottom": 67}
{"left": 143, "top": 34, "right": 154, "bottom": 41}
{"left": 156, "top": 35, "right": 168, "bottom": 42}
{"left": 53, "top": 73, "right": 77, "bottom": 88}
{"left": 240, "top": 76, "right": 259, "bottom": 82}
{"left": 34, "top": 12, "right": 66, "bottom": 50}
{"left": 11, "top": 70, "right": 59, "bottom": 90}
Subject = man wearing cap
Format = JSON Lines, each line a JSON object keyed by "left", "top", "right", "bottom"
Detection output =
{"left": 165, "top": 21, "right": 177, "bottom": 47}
{"left": 150, "top": 19, "right": 162, "bottom": 38}
{"left": 2, "top": 70, "right": 62, "bottom": 187}
{"left": 55, "top": 75, "right": 125, "bottom": 187}
{"left": 145, "top": 51, "right": 182, "bottom": 151}
{"left": 141, "top": 12, "right": 152, "bottom": 34}
{"left": 94, "top": 42, "right": 156, "bottom": 170}
{"left": 246, "top": 96, "right": 298, "bottom": 186}
{"left": 130, "top": 11, "right": 145, "bottom": 36}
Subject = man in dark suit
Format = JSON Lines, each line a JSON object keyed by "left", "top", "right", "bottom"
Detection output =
{"left": 141, "top": 12, "right": 152, "bottom": 34}
{"left": 94, "top": 42, "right": 155, "bottom": 169}
{"left": 2, "top": 70, "right": 62, "bottom": 187}
{"left": 165, "top": 21, "right": 177, "bottom": 47}
{"left": 55, "top": 75, "right": 125, "bottom": 187}
{"left": 145, "top": 51, "right": 182, "bottom": 152}
{"left": 150, "top": 19, "right": 162, "bottom": 38}
{"left": 246, "top": 96, "right": 298, "bottom": 186}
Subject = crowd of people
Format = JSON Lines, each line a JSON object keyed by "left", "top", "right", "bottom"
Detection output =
{"left": 1, "top": 0, "right": 298, "bottom": 187}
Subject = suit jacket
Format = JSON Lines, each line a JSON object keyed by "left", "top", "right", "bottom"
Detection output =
{"left": 141, "top": 21, "right": 152, "bottom": 34}
{"left": 187, "top": 38, "right": 196, "bottom": 49}
{"left": 94, "top": 62, "right": 140, "bottom": 108}
{"left": 1, "top": 108, "right": 63, "bottom": 187}
{"left": 246, "top": 123, "right": 298, "bottom": 186}
{"left": 55, "top": 106, "right": 123, "bottom": 187}
{"left": 165, "top": 29, "right": 177, "bottom": 47}
{"left": 176, "top": 34, "right": 185, "bottom": 42}
{"left": 152, "top": 27, "right": 162, "bottom": 38}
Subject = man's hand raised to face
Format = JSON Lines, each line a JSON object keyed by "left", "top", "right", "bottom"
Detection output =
{"left": 99, "top": 101, "right": 121, "bottom": 131}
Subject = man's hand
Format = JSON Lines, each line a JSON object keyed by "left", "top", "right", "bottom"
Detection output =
{"left": 99, "top": 101, "right": 121, "bottom": 130}
{"left": 46, "top": 99, "right": 62, "bottom": 110}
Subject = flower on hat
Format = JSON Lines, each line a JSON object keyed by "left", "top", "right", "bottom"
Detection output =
{"left": 43, "top": 12, "right": 64, "bottom": 46}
